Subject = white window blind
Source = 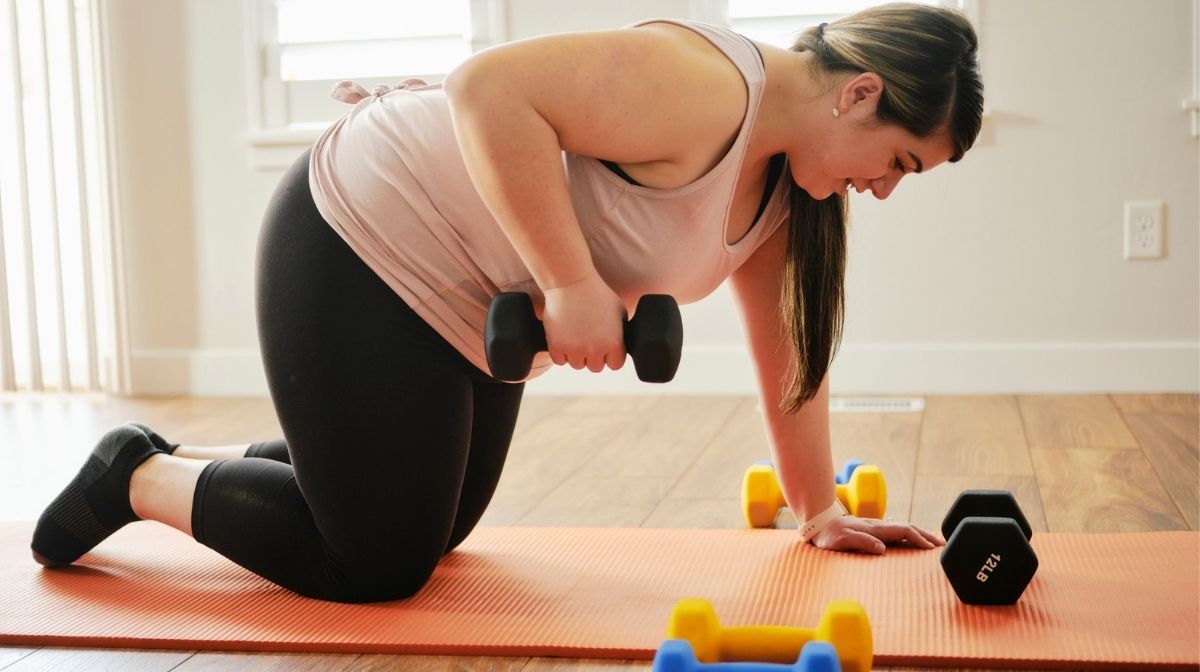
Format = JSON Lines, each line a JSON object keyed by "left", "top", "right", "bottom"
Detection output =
{"left": 0, "top": 0, "right": 121, "bottom": 393}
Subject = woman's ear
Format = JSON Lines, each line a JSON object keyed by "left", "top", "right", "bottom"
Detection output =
{"left": 836, "top": 72, "right": 884, "bottom": 118}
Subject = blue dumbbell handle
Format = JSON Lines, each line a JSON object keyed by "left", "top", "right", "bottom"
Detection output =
{"left": 835, "top": 460, "right": 864, "bottom": 485}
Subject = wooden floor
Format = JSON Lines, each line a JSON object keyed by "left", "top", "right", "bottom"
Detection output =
{"left": 1, "top": 392, "right": 1197, "bottom": 671}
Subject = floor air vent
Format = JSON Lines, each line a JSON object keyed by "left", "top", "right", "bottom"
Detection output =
{"left": 829, "top": 397, "right": 925, "bottom": 413}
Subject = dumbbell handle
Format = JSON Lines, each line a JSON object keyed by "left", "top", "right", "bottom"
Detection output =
{"left": 485, "top": 292, "right": 682, "bottom": 382}
{"left": 716, "top": 626, "right": 824, "bottom": 664}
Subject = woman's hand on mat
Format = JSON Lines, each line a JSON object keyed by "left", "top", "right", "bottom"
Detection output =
{"left": 542, "top": 272, "right": 627, "bottom": 373}
{"left": 813, "top": 516, "right": 945, "bottom": 554}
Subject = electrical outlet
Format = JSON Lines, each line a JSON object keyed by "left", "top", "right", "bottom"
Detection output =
{"left": 1124, "top": 200, "right": 1165, "bottom": 260}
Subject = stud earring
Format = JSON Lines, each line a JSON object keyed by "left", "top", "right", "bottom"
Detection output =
{"left": 832, "top": 107, "right": 840, "bottom": 118}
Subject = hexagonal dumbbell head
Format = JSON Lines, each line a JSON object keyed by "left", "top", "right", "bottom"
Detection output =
{"left": 742, "top": 462, "right": 786, "bottom": 528}
{"left": 940, "top": 490, "right": 1033, "bottom": 542}
{"left": 666, "top": 599, "right": 723, "bottom": 663}
{"left": 813, "top": 600, "right": 873, "bottom": 672}
{"left": 838, "top": 465, "right": 887, "bottom": 519}
{"left": 940, "top": 517, "right": 1039, "bottom": 605}
{"left": 651, "top": 639, "right": 700, "bottom": 672}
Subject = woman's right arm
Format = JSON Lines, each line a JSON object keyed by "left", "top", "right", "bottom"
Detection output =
{"left": 442, "top": 27, "right": 744, "bottom": 373}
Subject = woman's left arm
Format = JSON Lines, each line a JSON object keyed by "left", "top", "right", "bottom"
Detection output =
{"left": 728, "top": 226, "right": 839, "bottom": 529}
{"left": 729, "top": 226, "right": 943, "bottom": 553}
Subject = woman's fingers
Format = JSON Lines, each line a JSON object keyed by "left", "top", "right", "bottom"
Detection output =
{"left": 814, "top": 522, "right": 885, "bottom": 554}
{"left": 815, "top": 516, "right": 944, "bottom": 554}
{"left": 842, "top": 529, "right": 886, "bottom": 554}
{"left": 869, "top": 520, "right": 939, "bottom": 549}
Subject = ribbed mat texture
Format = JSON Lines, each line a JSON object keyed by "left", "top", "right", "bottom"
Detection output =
{"left": 0, "top": 523, "right": 1196, "bottom": 669}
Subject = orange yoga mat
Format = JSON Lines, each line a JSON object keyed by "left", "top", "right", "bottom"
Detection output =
{"left": 0, "top": 522, "right": 1197, "bottom": 670}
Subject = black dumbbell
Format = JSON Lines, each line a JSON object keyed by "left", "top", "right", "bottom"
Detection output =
{"left": 484, "top": 292, "right": 683, "bottom": 383}
{"left": 939, "top": 490, "right": 1039, "bottom": 605}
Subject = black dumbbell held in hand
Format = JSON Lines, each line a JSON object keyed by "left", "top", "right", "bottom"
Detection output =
{"left": 484, "top": 292, "right": 683, "bottom": 383}
{"left": 939, "top": 490, "right": 1039, "bottom": 605}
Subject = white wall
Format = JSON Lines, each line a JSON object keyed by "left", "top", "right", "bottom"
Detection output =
{"left": 109, "top": 0, "right": 1199, "bottom": 396}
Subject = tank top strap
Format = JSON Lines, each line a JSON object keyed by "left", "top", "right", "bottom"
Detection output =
{"left": 626, "top": 18, "right": 765, "bottom": 86}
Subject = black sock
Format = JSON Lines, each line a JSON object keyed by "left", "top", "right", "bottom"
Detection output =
{"left": 127, "top": 421, "right": 180, "bottom": 455}
{"left": 31, "top": 424, "right": 161, "bottom": 567}
{"left": 245, "top": 439, "right": 291, "bottom": 464}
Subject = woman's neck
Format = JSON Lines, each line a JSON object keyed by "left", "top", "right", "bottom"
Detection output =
{"left": 745, "top": 46, "right": 831, "bottom": 172}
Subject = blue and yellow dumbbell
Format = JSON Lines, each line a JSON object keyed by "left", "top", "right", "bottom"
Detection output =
{"left": 664, "top": 598, "right": 872, "bottom": 672}
{"left": 742, "top": 460, "right": 887, "bottom": 527}
{"left": 653, "top": 639, "right": 841, "bottom": 672}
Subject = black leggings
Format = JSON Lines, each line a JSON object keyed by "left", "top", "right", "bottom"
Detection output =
{"left": 190, "top": 148, "right": 524, "bottom": 603}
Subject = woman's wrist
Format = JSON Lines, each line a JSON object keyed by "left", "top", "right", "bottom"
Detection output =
{"left": 542, "top": 266, "right": 600, "bottom": 293}
{"left": 799, "top": 499, "right": 848, "bottom": 543}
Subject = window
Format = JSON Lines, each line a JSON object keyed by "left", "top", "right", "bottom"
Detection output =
{"left": 244, "top": 0, "right": 507, "bottom": 168}
{"left": 719, "top": 0, "right": 977, "bottom": 49}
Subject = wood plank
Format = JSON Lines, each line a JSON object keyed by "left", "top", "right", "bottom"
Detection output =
{"left": 665, "top": 398, "right": 765, "bottom": 500}
{"left": 518, "top": 476, "right": 677, "bottom": 527}
{"left": 828, "top": 410, "right": 921, "bottom": 522}
{"left": 1123, "top": 413, "right": 1199, "bottom": 529}
{"left": 572, "top": 396, "right": 742, "bottom": 479}
{"left": 348, "top": 655, "right": 528, "bottom": 671}
{"left": 522, "top": 659, "right": 649, "bottom": 671}
{"left": 514, "top": 397, "right": 740, "bottom": 527}
{"left": 479, "top": 397, "right": 662, "bottom": 526}
{"left": 917, "top": 396, "right": 1033, "bottom": 476}
{"left": 1031, "top": 448, "right": 1188, "bottom": 533}
{"left": 1110, "top": 393, "right": 1200, "bottom": 415}
{"left": 3, "top": 648, "right": 193, "bottom": 671}
{"left": 1017, "top": 395, "right": 1139, "bottom": 449}
{"left": 909, "top": 475, "right": 1046, "bottom": 537}
{"left": 175, "top": 652, "right": 357, "bottom": 671}
{"left": 513, "top": 396, "right": 576, "bottom": 434}
{"left": 131, "top": 397, "right": 282, "bottom": 446}
{"left": 0, "top": 648, "right": 36, "bottom": 671}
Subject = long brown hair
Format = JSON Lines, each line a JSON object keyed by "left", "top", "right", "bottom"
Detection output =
{"left": 779, "top": 2, "right": 984, "bottom": 412}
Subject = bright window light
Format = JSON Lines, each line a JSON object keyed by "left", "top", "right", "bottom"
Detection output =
{"left": 274, "top": 0, "right": 471, "bottom": 81}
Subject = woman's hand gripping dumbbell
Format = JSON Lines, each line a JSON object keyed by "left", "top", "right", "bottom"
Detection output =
{"left": 484, "top": 289, "right": 683, "bottom": 382}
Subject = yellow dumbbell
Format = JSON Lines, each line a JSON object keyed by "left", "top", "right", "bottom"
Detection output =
{"left": 666, "top": 597, "right": 873, "bottom": 672}
{"left": 742, "top": 461, "right": 887, "bottom": 528}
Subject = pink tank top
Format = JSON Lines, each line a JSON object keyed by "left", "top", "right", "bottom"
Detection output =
{"left": 308, "top": 18, "right": 788, "bottom": 380}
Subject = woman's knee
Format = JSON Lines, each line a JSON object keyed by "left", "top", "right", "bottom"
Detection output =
{"left": 303, "top": 527, "right": 446, "bottom": 603}
{"left": 320, "top": 554, "right": 441, "bottom": 603}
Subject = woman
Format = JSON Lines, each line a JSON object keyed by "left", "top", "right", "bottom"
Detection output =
{"left": 32, "top": 2, "right": 983, "bottom": 603}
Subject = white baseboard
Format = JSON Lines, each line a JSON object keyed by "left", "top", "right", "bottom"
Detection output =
{"left": 130, "top": 341, "right": 1200, "bottom": 397}
{"left": 830, "top": 341, "right": 1199, "bottom": 395}
{"left": 130, "top": 348, "right": 269, "bottom": 396}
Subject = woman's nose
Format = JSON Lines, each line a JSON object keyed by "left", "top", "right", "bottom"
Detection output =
{"left": 871, "top": 172, "right": 904, "bottom": 200}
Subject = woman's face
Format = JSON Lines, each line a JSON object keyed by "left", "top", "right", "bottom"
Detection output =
{"left": 789, "top": 72, "right": 958, "bottom": 201}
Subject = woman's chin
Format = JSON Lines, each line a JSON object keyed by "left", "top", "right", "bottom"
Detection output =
{"left": 803, "top": 185, "right": 839, "bottom": 201}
